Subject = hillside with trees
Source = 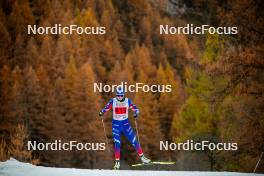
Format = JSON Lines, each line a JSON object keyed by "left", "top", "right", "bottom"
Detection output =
{"left": 0, "top": 0, "right": 263, "bottom": 172}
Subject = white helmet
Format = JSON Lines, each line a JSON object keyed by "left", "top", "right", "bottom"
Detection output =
{"left": 116, "top": 86, "right": 125, "bottom": 101}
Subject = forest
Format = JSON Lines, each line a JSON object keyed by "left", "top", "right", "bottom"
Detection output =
{"left": 0, "top": 0, "right": 263, "bottom": 172}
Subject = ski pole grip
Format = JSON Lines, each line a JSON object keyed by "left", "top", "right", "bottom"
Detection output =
{"left": 99, "top": 111, "right": 104, "bottom": 117}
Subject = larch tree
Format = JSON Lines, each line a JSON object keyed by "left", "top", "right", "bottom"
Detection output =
{"left": 156, "top": 62, "right": 182, "bottom": 141}
{"left": 171, "top": 34, "right": 228, "bottom": 171}
{"left": 73, "top": 63, "right": 112, "bottom": 168}
{"left": 0, "top": 20, "right": 11, "bottom": 66}
{"left": 22, "top": 66, "right": 45, "bottom": 142}
{"left": 0, "top": 65, "right": 13, "bottom": 161}
{"left": 218, "top": 1, "right": 264, "bottom": 172}
{"left": 133, "top": 70, "right": 164, "bottom": 161}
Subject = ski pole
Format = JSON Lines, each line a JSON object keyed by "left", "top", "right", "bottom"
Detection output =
{"left": 134, "top": 118, "right": 141, "bottom": 145}
{"left": 254, "top": 151, "right": 263, "bottom": 173}
{"left": 101, "top": 118, "right": 111, "bottom": 153}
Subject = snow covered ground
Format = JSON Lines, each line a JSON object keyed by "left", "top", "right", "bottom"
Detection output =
{"left": 0, "top": 158, "right": 263, "bottom": 176}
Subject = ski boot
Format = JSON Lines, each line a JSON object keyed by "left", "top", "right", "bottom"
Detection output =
{"left": 140, "top": 154, "right": 151, "bottom": 164}
{"left": 113, "top": 159, "right": 120, "bottom": 170}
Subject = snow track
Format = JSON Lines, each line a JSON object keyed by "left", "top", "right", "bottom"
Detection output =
{"left": 0, "top": 158, "right": 262, "bottom": 176}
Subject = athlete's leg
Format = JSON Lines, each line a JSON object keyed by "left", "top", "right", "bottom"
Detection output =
{"left": 112, "top": 120, "right": 121, "bottom": 160}
{"left": 122, "top": 120, "right": 143, "bottom": 156}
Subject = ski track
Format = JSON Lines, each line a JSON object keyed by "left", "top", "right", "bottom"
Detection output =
{"left": 0, "top": 158, "right": 263, "bottom": 176}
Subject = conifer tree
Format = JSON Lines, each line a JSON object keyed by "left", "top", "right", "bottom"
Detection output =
{"left": 0, "top": 65, "right": 12, "bottom": 134}
{"left": 133, "top": 70, "right": 164, "bottom": 160}
{"left": 22, "top": 67, "right": 44, "bottom": 141}
{"left": 10, "top": 124, "right": 39, "bottom": 165}
{"left": 0, "top": 21, "right": 11, "bottom": 65}
{"left": 156, "top": 62, "right": 182, "bottom": 140}
{"left": 7, "top": 0, "right": 34, "bottom": 37}
{"left": 171, "top": 34, "right": 228, "bottom": 171}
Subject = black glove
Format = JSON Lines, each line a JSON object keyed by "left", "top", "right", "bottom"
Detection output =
{"left": 133, "top": 113, "right": 138, "bottom": 118}
{"left": 99, "top": 111, "right": 104, "bottom": 117}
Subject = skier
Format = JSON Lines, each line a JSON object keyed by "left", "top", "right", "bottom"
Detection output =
{"left": 99, "top": 86, "right": 151, "bottom": 169}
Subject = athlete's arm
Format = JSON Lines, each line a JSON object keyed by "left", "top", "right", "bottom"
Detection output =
{"left": 128, "top": 99, "right": 139, "bottom": 114}
{"left": 101, "top": 99, "right": 113, "bottom": 113}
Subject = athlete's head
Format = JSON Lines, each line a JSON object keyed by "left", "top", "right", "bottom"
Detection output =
{"left": 116, "top": 86, "right": 125, "bottom": 101}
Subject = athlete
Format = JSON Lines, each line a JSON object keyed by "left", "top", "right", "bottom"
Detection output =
{"left": 99, "top": 86, "right": 151, "bottom": 169}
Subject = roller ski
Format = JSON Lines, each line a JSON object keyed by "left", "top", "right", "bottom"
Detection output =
{"left": 133, "top": 154, "right": 174, "bottom": 167}
{"left": 132, "top": 160, "right": 175, "bottom": 167}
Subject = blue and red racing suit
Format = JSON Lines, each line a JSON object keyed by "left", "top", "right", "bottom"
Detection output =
{"left": 101, "top": 98, "right": 143, "bottom": 160}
